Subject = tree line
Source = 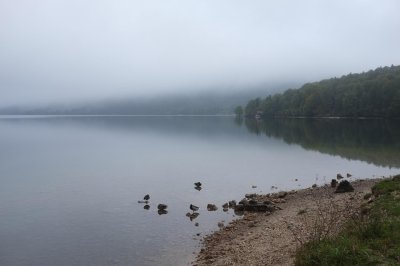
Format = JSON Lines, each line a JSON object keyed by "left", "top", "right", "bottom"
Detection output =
{"left": 241, "top": 65, "right": 400, "bottom": 118}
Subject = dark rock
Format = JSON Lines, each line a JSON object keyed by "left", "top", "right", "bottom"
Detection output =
{"left": 158, "top": 209, "right": 168, "bottom": 215}
{"left": 195, "top": 222, "right": 199, "bottom": 227}
{"left": 143, "top": 205, "right": 150, "bottom": 210}
{"left": 239, "top": 199, "right": 249, "bottom": 205}
{"left": 337, "top": 173, "right": 344, "bottom": 179}
{"left": 235, "top": 204, "right": 245, "bottom": 211}
{"left": 222, "top": 208, "right": 228, "bottom": 212}
{"left": 194, "top": 186, "right": 202, "bottom": 191}
{"left": 346, "top": 173, "right": 352, "bottom": 178}
{"left": 335, "top": 180, "right": 355, "bottom": 193}
{"left": 245, "top": 193, "right": 257, "bottom": 199}
{"left": 331, "top": 179, "right": 338, "bottom": 187}
{"left": 157, "top": 204, "right": 168, "bottom": 210}
{"left": 190, "top": 204, "right": 199, "bottom": 212}
{"left": 194, "top": 182, "right": 202, "bottom": 187}
{"left": 312, "top": 184, "right": 317, "bottom": 188}
{"left": 228, "top": 200, "right": 237, "bottom": 208}
{"left": 207, "top": 204, "right": 218, "bottom": 211}
{"left": 143, "top": 194, "right": 150, "bottom": 200}
{"left": 186, "top": 212, "right": 199, "bottom": 220}
{"left": 222, "top": 203, "right": 229, "bottom": 209}
{"left": 217, "top": 222, "right": 224, "bottom": 228}
{"left": 252, "top": 185, "right": 257, "bottom": 188}
{"left": 234, "top": 209, "right": 244, "bottom": 216}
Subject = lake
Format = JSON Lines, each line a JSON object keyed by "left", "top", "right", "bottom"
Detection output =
{"left": 0, "top": 116, "right": 399, "bottom": 266}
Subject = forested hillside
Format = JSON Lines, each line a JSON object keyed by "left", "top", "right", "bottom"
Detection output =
{"left": 245, "top": 65, "right": 400, "bottom": 118}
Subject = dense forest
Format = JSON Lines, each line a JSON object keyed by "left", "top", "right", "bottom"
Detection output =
{"left": 244, "top": 65, "right": 400, "bottom": 118}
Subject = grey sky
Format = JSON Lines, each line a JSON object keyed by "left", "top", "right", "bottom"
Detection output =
{"left": 0, "top": 0, "right": 399, "bottom": 106}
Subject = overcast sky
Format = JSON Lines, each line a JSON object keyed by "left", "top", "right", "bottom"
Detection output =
{"left": 0, "top": 0, "right": 399, "bottom": 107}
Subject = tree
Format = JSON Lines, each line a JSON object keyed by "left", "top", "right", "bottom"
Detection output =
{"left": 234, "top": 105, "right": 244, "bottom": 117}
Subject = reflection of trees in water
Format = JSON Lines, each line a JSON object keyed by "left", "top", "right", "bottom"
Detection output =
{"left": 245, "top": 118, "right": 400, "bottom": 168}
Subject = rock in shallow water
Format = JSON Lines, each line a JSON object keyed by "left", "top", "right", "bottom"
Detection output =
{"left": 157, "top": 204, "right": 168, "bottom": 210}
{"left": 207, "top": 204, "right": 218, "bottom": 211}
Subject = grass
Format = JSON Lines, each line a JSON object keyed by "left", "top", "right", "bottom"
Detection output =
{"left": 295, "top": 175, "right": 400, "bottom": 266}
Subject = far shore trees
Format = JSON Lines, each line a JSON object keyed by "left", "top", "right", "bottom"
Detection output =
{"left": 244, "top": 65, "right": 400, "bottom": 118}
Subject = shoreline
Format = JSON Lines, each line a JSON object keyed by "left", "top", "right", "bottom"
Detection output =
{"left": 193, "top": 178, "right": 381, "bottom": 266}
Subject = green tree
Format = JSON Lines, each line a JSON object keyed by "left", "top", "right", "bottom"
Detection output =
{"left": 234, "top": 105, "right": 244, "bottom": 117}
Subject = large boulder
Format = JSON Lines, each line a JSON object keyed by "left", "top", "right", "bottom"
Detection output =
{"left": 335, "top": 180, "right": 354, "bottom": 193}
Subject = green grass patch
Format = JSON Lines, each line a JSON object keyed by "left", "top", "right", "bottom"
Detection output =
{"left": 295, "top": 175, "right": 400, "bottom": 266}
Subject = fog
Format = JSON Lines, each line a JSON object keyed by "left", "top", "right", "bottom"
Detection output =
{"left": 0, "top": 0, "right": 399, "bottom": 107}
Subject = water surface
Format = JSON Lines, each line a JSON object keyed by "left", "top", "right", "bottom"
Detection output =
{"left": 0, "top": 116, "right": 399, "bottom": 266}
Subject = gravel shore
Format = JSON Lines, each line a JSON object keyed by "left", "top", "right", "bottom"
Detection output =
{"left": 194, "top": 179, "right": 379, "bottom": 266}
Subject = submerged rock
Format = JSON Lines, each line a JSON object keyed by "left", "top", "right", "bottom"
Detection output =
{"left": 157, "top": 204, "right": 168, "bottom": 210}
{"left": 186, "top": 212, "right": 199, "bottom": 220}
{"left": 335, "top": 180, "right": 354, "bottom": 193}
{"left": 194, "top": 186, "right": 202, "bottom": 191}
{"left": 158, "top": 209, "right": 168, "bottom": 215}
{"left": 207, "top": 204, "right": 218, "bottom": 211}
{"left": 143, "top": 205, "right": 150, "bottom": 210}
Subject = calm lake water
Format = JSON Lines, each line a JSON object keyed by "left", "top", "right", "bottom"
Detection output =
{"left": 0, "top": 116, "right": 399, "bottom": 266}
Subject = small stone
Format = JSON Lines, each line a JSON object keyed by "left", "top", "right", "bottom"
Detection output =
{"left": 207, "top": 204, "right": 218, "bottom": 211}
{"left": 312, "top": 184, "right": 317, "bottom": 188}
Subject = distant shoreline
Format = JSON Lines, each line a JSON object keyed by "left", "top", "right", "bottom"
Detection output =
{"left": 0, "top": 114, "right": 236, "bottom": 118}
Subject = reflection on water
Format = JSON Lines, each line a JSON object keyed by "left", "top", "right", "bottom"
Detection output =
{"left": 0, "top": 116, "right": 399, "bottom": 266}
{"left": 245, "top": 118, "right": 400, "bottom": 168}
